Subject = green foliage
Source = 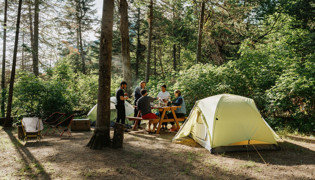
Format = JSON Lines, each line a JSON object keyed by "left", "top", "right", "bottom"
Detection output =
{"left": 13, "top": 58, "right": 99, "bottom": 119}
{"left": 267, "top": 60, "right": 315, "bottom": 132}
{"left": 13, "top": 72, "right": 73, "bottom": 119}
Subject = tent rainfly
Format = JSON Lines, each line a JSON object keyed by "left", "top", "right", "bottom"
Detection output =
{"left": 87, "top": 97, "right": 134, "bottom": 123}
{"left": 173, "top": 94, "right": 280, "bottom": 153}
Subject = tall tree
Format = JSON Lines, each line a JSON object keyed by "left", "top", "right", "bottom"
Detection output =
{"left": 4, "top": 0, "right": 23, "bottom": 127}
{"left": 33, "top": 0, "right": 39, "bottom": 76}
{"left": 76, "top": 0, "right": 86, "bottom": 74}
{"left": 135, "top": 7, "right": 141, "bottom": 80}
{"left": 28, "top": 0, "right": 35, "bottom": 73}
{"left": 1, "top": 0, "right": 8, "bottom": 117}
{"left": 196, "top": 1, "right": 205, "bottom": 64}
{"left": 145, "top": 0, "right": 153, "bottom": 83}
{"left": 119, "top": 0, "right": 132, "bottom": 95}
{"left": 173, "top": 44, "right": 176, "bottom": 70}
{"left": 154, "top": 45, "right": 156, "bottom": 75}
{"left": 63, "top": 0, "right": 96, "bottom": 74}
{"left": 87, "top": 0, "right": 114, "bottom": 149}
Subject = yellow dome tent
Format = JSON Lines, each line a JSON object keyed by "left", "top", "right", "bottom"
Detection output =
{"left": 173, "top": 94, "right": 280, "bottom": 153}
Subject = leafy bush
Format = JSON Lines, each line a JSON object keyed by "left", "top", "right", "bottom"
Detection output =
{"left": 267, "top": 60, "right": 315, "bottom": 132}
{"left": 13, "top": 72, "right": 73, "bottom": 119}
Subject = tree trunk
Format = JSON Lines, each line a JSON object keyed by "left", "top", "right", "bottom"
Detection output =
{"left": 1, "top": 0, "right": 8, "bottom": 118}
{"left": 154, "top": 46, "right": 156, "bottom": 75}
{"left": 22, "top": 31, "right": 25, "bottom": 70}
{"left": 28, "top": 0, "right": 35, "bottom": 72}
{"left": 119, "top": 0, "right": 132, "bottom": 95}
{"left": 196, "top": 1, "right": 205, "bottom": 64}
{"left": 178, "top": 45, "right": 181, "bottom": 66}
{"left": 87, "top": 0, "right": 114, "bottom": 149}
{"left": 173, "top": 44, "right": 176, "bottom": 70}
{"left": 76, "top": 26, "right": 80, "bottom": 72}
{"left": 145, "top": 0, "right": 153, "bottom": 83}
{"left": 4, "top": 0, "right": 23, "bottom": 128}
{"left": 159, "top": 48, "right": 165, "bottom": 78}
{"left": 77, "top": 0, "right": 86, "bottom": 75}
{"left": 33, "top": 0, "right": 39, "bottom": 76}
{"left": 135, "top": 8, "right": 141, "bottom": 80}
{"left": 78, "top": 22, "right": 86, "bottom": 74}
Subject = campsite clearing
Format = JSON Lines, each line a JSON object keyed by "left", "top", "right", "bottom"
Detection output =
{"left": 0, "top": 127, "right": 314, "bottom": 179}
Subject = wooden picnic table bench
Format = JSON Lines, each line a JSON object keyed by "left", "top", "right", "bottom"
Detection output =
{"left": 127, "top": 106, "right": 187, "bottom": 134}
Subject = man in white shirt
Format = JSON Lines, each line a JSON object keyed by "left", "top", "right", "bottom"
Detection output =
{"left": 157, "top": 85, "right": 171, "bottom": 104}
{"left": 157, "top": 85, "right": 171, "bottom": 130}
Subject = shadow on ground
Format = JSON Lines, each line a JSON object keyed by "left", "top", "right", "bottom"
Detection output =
{"left": 217, "top": 141, "right": 315, "bottom": 166}
{"left": 4, "top": 129, "right": 52, "bottom": 179}
{"left": 48, "top": 130, "right": 254, "bottom": 179}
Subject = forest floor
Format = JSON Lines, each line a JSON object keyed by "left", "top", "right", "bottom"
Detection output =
{"left": 0, "top": 126, "right": 314, "bottom": 180}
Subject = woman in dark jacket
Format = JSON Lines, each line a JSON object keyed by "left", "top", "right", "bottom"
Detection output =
{"left": 168, "top": 90, "right": 186, "bottom": 131}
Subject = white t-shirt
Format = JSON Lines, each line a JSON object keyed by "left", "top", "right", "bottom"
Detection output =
{"left": 157, "top": 91, "right": 171, "bottom": 100}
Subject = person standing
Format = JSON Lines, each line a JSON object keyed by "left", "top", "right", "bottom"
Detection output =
{"left": 116, "top": 81, "right": 128, "bottom": 125}
{"left": 134, "top": 81, "right": 146, "bottom": 129}
{"left": 134, "top": 81, "right": 146, "bottom": 116}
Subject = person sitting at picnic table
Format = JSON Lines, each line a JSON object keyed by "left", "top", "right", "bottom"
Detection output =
{"left": 168, "top": 90, "right": 186, "bottom": 131}
{"left": 157, "top": 84, "right": 171, "bottom": 104}
{"left": 136, "top": 89, "right": 159, "bottom": 132}
{"left": 134, "top": 81, "right": 146, "bottom": 129}
{"left": 157, "top": 85, "right": 171, "bottom": 130}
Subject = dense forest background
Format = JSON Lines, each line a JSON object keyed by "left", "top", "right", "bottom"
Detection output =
{"left": 0, "top": 0, "right": 314, "bottom": 133}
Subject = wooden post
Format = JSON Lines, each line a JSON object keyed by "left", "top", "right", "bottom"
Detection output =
{"left": 112, "top": 123, "right": 124, "bottom": 148}
{"left": 18, "top": 125, "right": 25, "bottom": 140}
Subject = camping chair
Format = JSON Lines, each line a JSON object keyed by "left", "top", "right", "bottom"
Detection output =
{"left": 21, "top": 117, "right": 43, "bottom": 141}
{"left": 54, "top": 114, "right": 75, "bottom": 136}
{"left": 44, "top": 112, "right": 65, "bottom": 135}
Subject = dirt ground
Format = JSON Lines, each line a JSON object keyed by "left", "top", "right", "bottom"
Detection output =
{"left": 0, "top": 126, "right": 314, "bottom": 180}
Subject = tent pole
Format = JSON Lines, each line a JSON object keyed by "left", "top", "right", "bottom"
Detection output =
{"left": 252, "top": 144, "right": 267, "bottom": 164}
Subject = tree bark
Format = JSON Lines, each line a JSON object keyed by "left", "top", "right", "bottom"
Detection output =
{"left": 135, "top": 8, "right": 141, "bottom": 80}
{"left": 173, "top": 44, "right": 176, "bottom": 70}
{"left": 22, "top": 31, "right": 25, "bottom": 70}
{"left": 4, "top": 0, "right": 23, "bottom": 128}
{"left": 119, "top": 0, "right": 132, "bottom": 95}
{"left": 28, "top": 0, "right": 35, "bottom": 72}
{"left": 76, "top": 25, "right": 80, "bottom": 72}
{"left": 87, "top": 0, "right": 114, "bottom": 149}
{"left": 154, "top": 46, "right": 156, "bottom": 75}
{"left": 78, "top": 21, "right": 86, "bottom": 74}
{"left": 159, "top": 48, "right": 165, "bottom": 78}
{"left": 196, "top": 1, "right": 205, "bottom": 64}
{"left": 178, "top": 45, "right": 181, "bottom": 66}
{"left": 1, "top": 0, "right": 8, "bottom": 117}
{"left": 77, "top": 1, "right": 86, "bottom": 74}
{"left": 145, "top": 0, "right": 153, "bottom": 83}
{"left": 33, "top": 0, "right": 39, "bottom": 76}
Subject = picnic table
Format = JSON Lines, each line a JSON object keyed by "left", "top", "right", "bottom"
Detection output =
{"left": 127, "top": 106, "right": 186, "bottom": 134}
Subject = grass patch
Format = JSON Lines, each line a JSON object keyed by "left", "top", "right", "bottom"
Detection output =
{"left": 242, "top": 161, "right": 257, "bottom": 169}
{"left": 129, "top": 163, "right": 138, "bottom": 169}
{"left": 186, "top": 151, "right": 197, "bottom": 163}
{"left": 183, "top": 167, "right": 190, "bottom": 175}
{"left": 132, "top": 152, "right": 143, "bottom": 159}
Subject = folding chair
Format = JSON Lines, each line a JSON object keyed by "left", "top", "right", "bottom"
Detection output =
{"left": 44, "top": 112, "right": 65, "bottom": 135}
{"left": 21, "top": 117, "right": 43, "bottom": 141}
{"left": 54, "top": 114, "right": 75, "bottom": 136}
